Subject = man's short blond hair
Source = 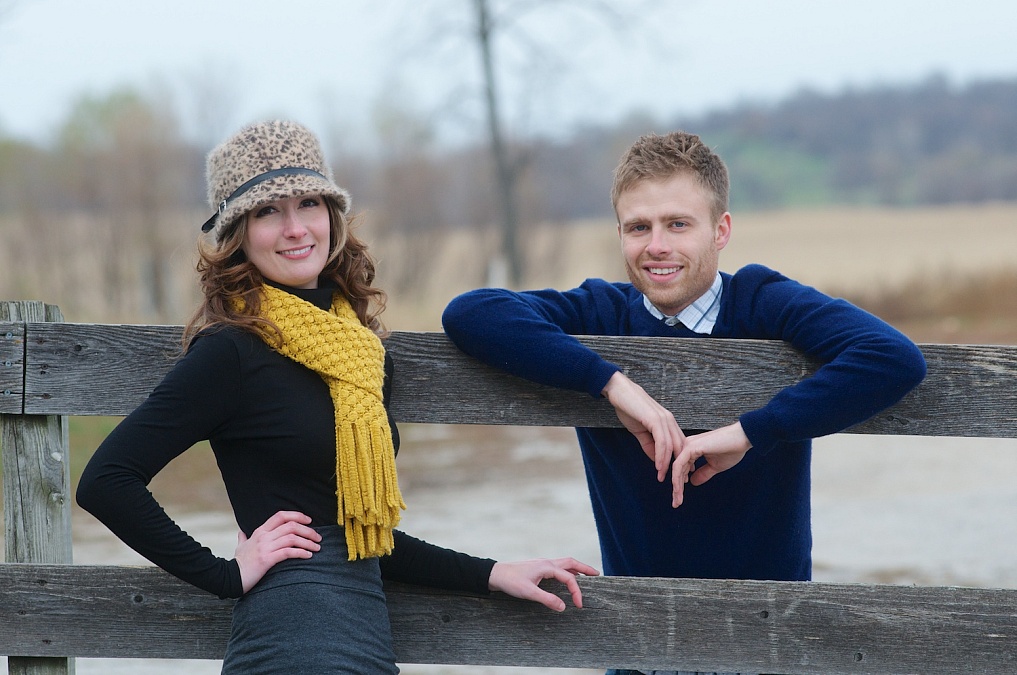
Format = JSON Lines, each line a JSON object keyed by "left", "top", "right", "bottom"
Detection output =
{"left": 611, "top": 131, "right": 729, "bottom": 221}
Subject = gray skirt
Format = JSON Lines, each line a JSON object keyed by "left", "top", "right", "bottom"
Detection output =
{"left": 221, "top": 525, "right": 398, "bottom": 674}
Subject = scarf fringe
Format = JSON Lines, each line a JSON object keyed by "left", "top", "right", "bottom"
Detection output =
{"left": 336, "top": 417, "right": 406, "bottom": 560}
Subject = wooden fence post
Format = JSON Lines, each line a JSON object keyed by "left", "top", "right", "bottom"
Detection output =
{"left": 1, "top": 301, "right": 73, "bottom": 675}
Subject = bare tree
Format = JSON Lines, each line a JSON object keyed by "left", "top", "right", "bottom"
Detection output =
{"left": 384, "top": 0, "right": 655, "bottom": 287}
{"left": 471, "top": 0, "right": 523, "bottom": 286}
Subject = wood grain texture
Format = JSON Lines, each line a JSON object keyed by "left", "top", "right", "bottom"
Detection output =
{"left": 4, "top": 318, "right": 1017, "bottom": 671}
{"left": 1, "top": 564, "right": 1016, "bottom": 673}
{"left": 1, "top": 302, "right": 72, "bottom": 675}
{"left": 1, "top": 304, "right": 72, "bottom": 567}
{"left": 13, "top": 325, "right": 1017, "bottom": 437}
{"left": 1, "top": 415, "right": 72, "bottom": 564}
{"left": 0, "top": 321, "right": 26, "bottom": 414}
{"left": 0, "top": 564, "right": 232, "bottom": 660}
{"left": 22, "top": 323, "right": 181, "bottom": 415}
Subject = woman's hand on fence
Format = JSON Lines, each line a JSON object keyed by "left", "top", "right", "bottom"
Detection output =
{"left": 488, "top": 557, "right": 600, "bottom": 612}
{"left": 234, "top": 511, "right": 323, "bottom": 593}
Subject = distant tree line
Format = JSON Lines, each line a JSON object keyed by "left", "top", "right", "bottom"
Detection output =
{"left": 534, "top": 73, "right": 1017, "bottom": 214}
{"left": 362, "top": 72, "right": 1017, "bottom": 226}
{"left": 1, "top": 74, "right": 1015, "bottom": 319}
{"left": 693, "top": 74, "right": 1017, "bottom": 208}
{"left": 4, "top": 73, "right": 1015, "bottom": 224}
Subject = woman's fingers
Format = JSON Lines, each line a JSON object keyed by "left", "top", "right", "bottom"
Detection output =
{"left": 255, "top": 510, "right": 316, "bottom": 535}
{"left": 252, "top": 511, "right": 322, "bottom": 549}
{"left": 488, "top": 558, "right": 600, "bottom": 612}
{"left": 235, "top": 511, "right": 322, "bottom": 593}
{"left": 547, "top": 557, "right": 600, "bottom": 609}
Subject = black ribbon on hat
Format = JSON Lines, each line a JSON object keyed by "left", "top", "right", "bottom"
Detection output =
{"left": 201, "top": 167, "right": 328, "bottom": 232}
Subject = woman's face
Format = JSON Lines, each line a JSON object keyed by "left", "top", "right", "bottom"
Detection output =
{"left": 241, "top": 195, "right": 331, "bottom": 289}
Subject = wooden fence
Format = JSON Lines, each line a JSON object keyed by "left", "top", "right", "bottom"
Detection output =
{"left": 2, "top": 299, "right": 1016, "bottom": 674}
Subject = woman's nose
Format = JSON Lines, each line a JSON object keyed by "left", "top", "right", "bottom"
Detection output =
{"left": 281, "top": 209, "right": 307, "bottom": 237}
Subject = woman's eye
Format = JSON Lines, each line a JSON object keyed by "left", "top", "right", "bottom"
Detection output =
{"left": 254, "top": 206, "right": 277, "bottom": 218}
{"left": 301, "top": 197, "right": 320, "bottom": 208}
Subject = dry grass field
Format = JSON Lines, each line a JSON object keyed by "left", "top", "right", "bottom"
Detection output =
{"left": 3, "top": 202, "right": 1015, "bottom": 340}
{"left": 373, "top": 202, "right": 1017, "bottom": 343}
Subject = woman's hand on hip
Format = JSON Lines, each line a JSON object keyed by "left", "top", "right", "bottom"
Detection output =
{"left": 234, "top": 511, "right": 322, "bottom": 594}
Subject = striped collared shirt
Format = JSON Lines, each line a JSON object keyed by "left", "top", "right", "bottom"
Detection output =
{"left": 642, "top": 272, "right": 723, "bottom": 334}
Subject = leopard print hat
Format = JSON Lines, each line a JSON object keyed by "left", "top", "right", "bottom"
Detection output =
{"left": 201, "top": 120, "right": 351, "bottom": 240}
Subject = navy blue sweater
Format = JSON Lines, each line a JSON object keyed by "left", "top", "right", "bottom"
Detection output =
{"left": 442, "top": 264, "right": 927, "bottom": 581}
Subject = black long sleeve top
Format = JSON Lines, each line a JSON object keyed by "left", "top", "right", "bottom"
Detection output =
{"left": 76, "top": 284, "right": 495, "bottom": 599}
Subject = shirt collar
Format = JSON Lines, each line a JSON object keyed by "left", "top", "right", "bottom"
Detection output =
{"left": 642, "top": 272, "right": 723, "bottom": 334}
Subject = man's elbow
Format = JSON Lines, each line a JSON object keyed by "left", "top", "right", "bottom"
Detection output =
{"left": 897, "top": 341, "right": 928, "bottom": 394}
{"left": 442, "top": 290, "right": 500, "bottom": 348}
{"left": 441, "top": 292, "right": 480, "bottom": 339}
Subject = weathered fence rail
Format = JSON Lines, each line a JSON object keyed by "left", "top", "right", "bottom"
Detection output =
{"left": 2, "top": 299, "right": 1017, "bottom": 674}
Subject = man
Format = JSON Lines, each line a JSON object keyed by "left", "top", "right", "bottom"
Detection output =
{"left": 441, "top": 131, "right": 927, "bottom": 674}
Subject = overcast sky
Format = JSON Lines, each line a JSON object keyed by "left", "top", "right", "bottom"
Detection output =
{"left": 1, "top": 0, "right": 1015, "bottom": 150}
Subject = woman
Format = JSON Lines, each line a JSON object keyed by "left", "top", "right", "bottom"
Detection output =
{"left": 76, "top": 119, "right": 597, "bottom": 674}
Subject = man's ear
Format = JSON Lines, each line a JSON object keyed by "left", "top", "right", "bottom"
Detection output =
{"left": 715, "top": 212, "right": 732, "bottom": 250}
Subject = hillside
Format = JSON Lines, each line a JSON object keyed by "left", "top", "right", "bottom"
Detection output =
{"left": 528, "top": 75, "right": 1017, "bottom": 219}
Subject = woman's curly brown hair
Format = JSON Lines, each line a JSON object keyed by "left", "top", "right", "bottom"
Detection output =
{"left": 182, "top": 196, "right": 386, "bottom": 349}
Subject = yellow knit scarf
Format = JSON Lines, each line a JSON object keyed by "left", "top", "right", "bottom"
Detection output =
{"left": 256, "top": 284, "right": 405, "bottom": 560}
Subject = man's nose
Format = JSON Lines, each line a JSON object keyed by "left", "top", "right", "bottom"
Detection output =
{"left": 647, "top": 226, "right": 671, "bottom": 254}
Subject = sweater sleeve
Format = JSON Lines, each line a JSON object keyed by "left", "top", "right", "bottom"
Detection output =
{"left": 380, "top": 530, "right": 495, "bottom": 594}
{"left": 442, "top": 282, "right": 621, "bottom": 398}
{"left": 75, "top": 332, "right": 244, "bottom": 599}
{"left": 733, "top": 265, "right": 927, "bottom": 452}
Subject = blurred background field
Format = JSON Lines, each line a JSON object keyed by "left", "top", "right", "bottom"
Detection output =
{"left": 3, "top": 2, "right": 1017, "bottom": 671}
{"left": 3, "top": 65, "right": 1017, "bottom": 333}
{"left": 3, "top": 202, "right": 1017, "bottom": 339}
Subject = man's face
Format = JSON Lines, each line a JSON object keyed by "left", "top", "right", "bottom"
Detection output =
{"left": 616, "top": 173, "right": 731, "bottom": 316}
